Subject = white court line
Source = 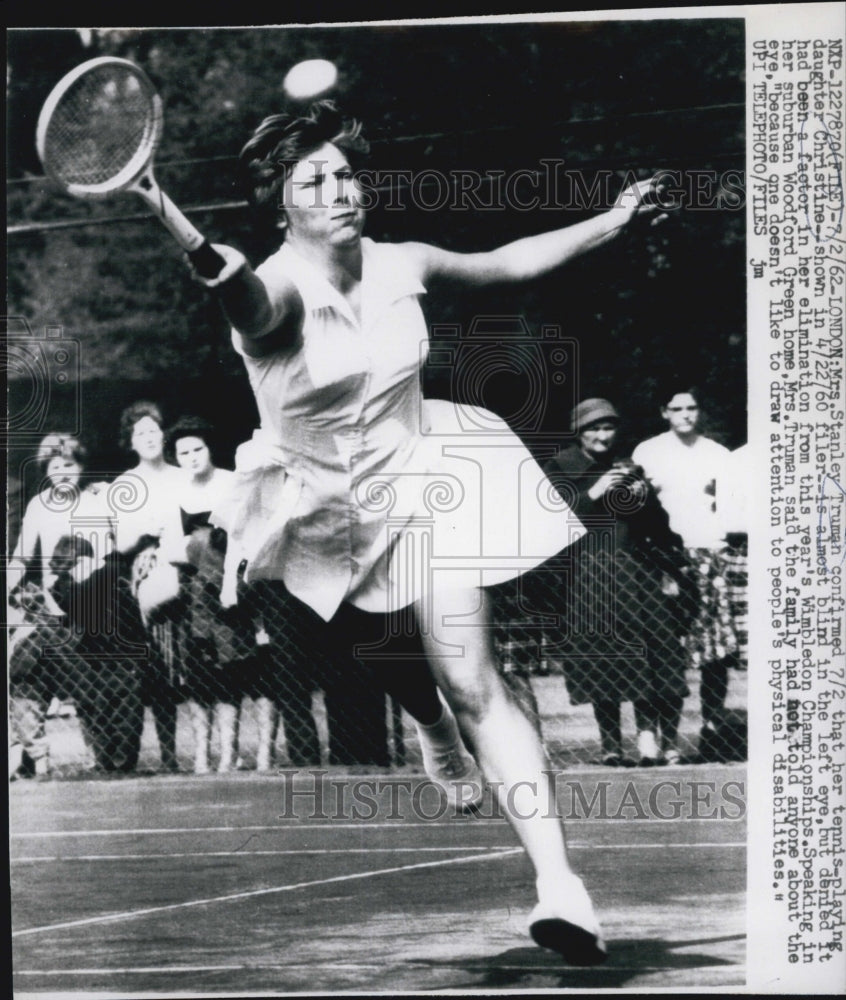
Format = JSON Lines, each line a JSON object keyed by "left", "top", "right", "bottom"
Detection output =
{"left": 10, "top": 846, "right": 510, "bottom": 862}
{"left": 10, "top": 816, "right": 745, "bottom": 838}
{"left": 11, "top": 823, "right": 497, "bottom": 838}
{"left": 16, "top": 963, "right": 722, "bottom": 976}
{"left": 15, "top": 960, "right": 740, "bottom": 977}
{"left": 15, "top": 964, "right": 387, "bottom": 975}
{"left": 11, "top": 842, "right": 744, "bottom": 864}
{"left": 12, "top": 847, "right": 523, "bottom": 938}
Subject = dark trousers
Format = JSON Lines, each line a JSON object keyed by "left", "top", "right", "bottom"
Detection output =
{"left": 252, "top": 643, "right": 322, "bottom": 765}
{"left": 244, "top": 581, "right": 442, "bottom": 766}
{"left": 246, "top": 581, "right": 326, "bottom": 766}
{"left": 73, "top": 662, "right": 145, "bottom": 772}
{"left": 700, "top": 655, "right": 731, "bottom": 728}
{"left": 143, "top": 682, "right": 180, "bottom": 771}
{"left": 138, "top": 632, "right": 182, "bottom": 772}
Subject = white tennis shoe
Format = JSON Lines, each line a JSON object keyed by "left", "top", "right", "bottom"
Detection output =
{"left": 529, "top": 874, "right": 607, "bottom": 965}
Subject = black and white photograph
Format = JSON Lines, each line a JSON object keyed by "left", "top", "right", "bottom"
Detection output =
{"left": 5, "top": 6, "right": 844, "bottom": 996}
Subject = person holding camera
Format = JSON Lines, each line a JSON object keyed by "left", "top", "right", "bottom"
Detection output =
{"left": 544, "top": 399, "right": 692, "bottom": 767}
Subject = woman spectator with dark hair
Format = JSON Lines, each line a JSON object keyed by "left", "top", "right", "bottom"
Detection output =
{"left": 114, "top": 402, "right": 186, "bottom": 555}
{"left": 165, "top": 416, "right": 261, "bottom": 773}
{"left": 113, "top": 401, "right": 187, "bottom": 772}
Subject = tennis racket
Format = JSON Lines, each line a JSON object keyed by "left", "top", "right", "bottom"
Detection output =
{"left": 36, "top": 56, "right": 225, "bottom": 278}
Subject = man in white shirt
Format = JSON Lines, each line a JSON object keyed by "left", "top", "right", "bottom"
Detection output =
{"left": 633, "top": 388, "right": 739, "bottom": 761}
{"left": 631, "top": 391, "right": 730, "bottom": 550}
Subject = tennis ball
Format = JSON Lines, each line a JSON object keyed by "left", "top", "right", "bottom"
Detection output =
{"left": 283, "top": 59, "right": 338, "bottom": 100}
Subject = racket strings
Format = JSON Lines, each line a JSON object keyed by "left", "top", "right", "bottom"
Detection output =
{"left": 43, "top": 66, "right": 158, "bottom": 188}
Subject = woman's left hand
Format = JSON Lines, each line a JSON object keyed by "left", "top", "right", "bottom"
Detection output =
{"left": 612, "top": 174, "right": 671, "bottom": 229}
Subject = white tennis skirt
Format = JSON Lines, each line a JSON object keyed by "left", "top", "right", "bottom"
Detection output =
{"left": 215, "top": 400, "right": 585, "bottom": 620}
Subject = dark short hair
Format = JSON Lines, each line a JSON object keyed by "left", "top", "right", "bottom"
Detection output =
{"left": 657, "top": 381, "right": 702, "bottom": 408}
{"left": 165, "top": 415, "right": 215, "bottom": 462}
{"left": 36, "top": 433, "right": 88, "bottom": 475}
{"left": 119, "top": 400, "right": 164, "bottom": 452}
{"left": 239, "top": 100, "right": 369, "bottom": 227}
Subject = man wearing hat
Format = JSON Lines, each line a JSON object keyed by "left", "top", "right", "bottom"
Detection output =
{"left": 543, "top": 399, "right": 690, "bottom": 766}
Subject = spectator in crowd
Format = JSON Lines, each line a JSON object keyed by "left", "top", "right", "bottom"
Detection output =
{"left": 545, "top": 399, "right": 691, "bottom": 766}
{"left": 8, "top": 434, "right": 113, "bottom": 777}
{"left": 166, "top": 416, "right": 257, "bottom": 773}
{"left": 184, "top": 100, "right": 666, "bottom": 962}
{"left": 8, "top": 581, "right": 68, "bottom": 779}
{"left": 632, "top": 384, "right": 739, "bottom": 761}
{"left": 168, "top": 416, "right": 389, "bottom": 774}
{"left": 113, "top": 401, "right": 187, "bottom": 772}
{"left": 113, "top": 402, "right": 186, "bottom": 554}
{"left": 9, "top": 434, "right": 109, "bottom": 603}
{"left": 48, "top": 533, "right": 147, "bottom": 773}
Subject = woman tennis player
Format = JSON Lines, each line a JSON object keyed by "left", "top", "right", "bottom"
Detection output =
{"left": 190, "top": 101, "right": 666, "bottom": 964}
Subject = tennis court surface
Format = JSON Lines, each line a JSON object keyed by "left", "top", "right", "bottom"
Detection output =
{"left": 11, "top": 762, "right": 746, "bottom": 995}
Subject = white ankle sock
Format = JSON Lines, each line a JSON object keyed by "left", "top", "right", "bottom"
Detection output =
{"left": 535, "top": 868, "right": 586, "bottom": 903}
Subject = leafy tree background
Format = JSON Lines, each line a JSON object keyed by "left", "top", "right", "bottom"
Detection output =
{"left": 7, "top": 21, "right": 745, "bottom": 501}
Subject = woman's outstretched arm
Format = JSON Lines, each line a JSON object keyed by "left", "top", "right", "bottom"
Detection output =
{"left": 192, "top": 245, "right": 304, "bottom": 357}
{"left": 405, "top": 175, "right": 668, "bottom": 286}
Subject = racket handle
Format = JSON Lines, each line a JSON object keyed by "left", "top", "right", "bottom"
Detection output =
{"left": 131, "top": 173, "right": 227, "bottom": 277}
{"left": 189, "top": 241, "right": 228, "bottom": 279}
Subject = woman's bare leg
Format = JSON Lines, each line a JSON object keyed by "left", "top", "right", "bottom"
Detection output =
{"left": 415, "top": 585, "right": 605, "bottom": 964}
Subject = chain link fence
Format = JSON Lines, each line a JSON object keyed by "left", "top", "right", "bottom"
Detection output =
{"left": 9, "top": 518, "right": 747, "bottom": 780}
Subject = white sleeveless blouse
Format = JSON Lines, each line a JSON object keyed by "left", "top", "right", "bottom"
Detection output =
{"left": 216, "top": 238, "right": 585, "bottom": 621}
